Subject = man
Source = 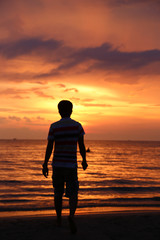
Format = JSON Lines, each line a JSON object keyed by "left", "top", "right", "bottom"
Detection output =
{"left": 42, "top": 100, "right": 88, "bottom": 234}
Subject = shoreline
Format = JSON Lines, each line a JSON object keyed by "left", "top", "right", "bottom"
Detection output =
{"left": 1, "top": 205, "right": 160, "bottom": 218}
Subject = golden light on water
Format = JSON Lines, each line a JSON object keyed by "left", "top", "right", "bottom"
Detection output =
{"left": 1, "top": 139, "right": 160, "bottom": 212}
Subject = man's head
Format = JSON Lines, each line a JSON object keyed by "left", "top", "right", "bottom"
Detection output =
{"left": 58, "top": 100, "right": 73, "bottom": 118}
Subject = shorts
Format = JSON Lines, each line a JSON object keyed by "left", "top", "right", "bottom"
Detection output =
{"left": 52, "top": 167, "right": 79, "bottom": 198}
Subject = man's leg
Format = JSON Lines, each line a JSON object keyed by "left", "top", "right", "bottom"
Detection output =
{"left": 66, "top": 168, "right": 78, "bottom": 234}
{"left": 69, "top": 194, "right": 78, "bottom": 217}
{"left": 52, "top": 167, "right": 64, "bottom": 227}
{"left": 68, "top": 194, "right": 78, "bottom": 234}
{"left": 54, "top": 194, "right": 63, "bottom": 226}
{"left": 68, "top": 193, "right": 78, "bottom": 234}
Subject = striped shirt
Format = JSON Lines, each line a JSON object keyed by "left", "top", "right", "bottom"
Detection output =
{"left": 48, "top": 117, "right": 85, "bottom": 168}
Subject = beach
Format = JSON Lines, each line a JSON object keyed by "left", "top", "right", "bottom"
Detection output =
{"left": 1, "top": 208, "right": 160, "bottom": 240}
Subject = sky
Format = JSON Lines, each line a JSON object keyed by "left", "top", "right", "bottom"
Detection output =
{"left": 0, "top": 0, "right": 160, "bottom": 140}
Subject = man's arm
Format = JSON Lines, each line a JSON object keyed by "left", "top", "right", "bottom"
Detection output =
{"left": 78, "top": 135, "right": 88, "bottom": 170}
{"left": 42, "top": 140, "right": 54, "bottom": 178}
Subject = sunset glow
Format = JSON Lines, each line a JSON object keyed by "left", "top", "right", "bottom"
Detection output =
{"left": 0, "top": 0, "right": 160, "bottom": 140}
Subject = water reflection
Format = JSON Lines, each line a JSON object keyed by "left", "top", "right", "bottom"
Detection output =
{"left": 0, "top": 140, "right": 160, "bottom": 211}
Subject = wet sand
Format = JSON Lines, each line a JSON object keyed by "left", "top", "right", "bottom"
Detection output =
{"left": 0, "top": 209, "right": 160, "bottom": 240}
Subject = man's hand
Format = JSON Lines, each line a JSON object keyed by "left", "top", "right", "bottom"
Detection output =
{"left": 82, "top": 161, "right": 88, "bottom": 170}
{"left": 42, "top": 163, "right": 48, "bottom": 178}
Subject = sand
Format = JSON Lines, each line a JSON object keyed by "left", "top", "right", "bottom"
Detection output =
{"left": 0, "top": 209, "right": 160, "bottom": 240}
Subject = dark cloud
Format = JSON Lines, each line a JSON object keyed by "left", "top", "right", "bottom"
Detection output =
{"left": 0, "top": 38, "right": 62, "bottom": 59}
{"left": 38, "top": 43, "right": 160, "bottom": 78}
{"left": 101, "top": 0, "right": 160, "bottom": 7}
{"left": 70, "top": 43, "right": 160, "bottom": 71}
{"left": 1, "top": 37, "right": 160, "bottom": 81}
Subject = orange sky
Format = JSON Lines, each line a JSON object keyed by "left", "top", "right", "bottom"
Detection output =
{"left": 0, "top": 0, "right": 160, "bottom": 140}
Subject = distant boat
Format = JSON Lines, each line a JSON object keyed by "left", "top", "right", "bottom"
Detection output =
{"left": 86, "top": 147, "right": 90, "bottom": 152}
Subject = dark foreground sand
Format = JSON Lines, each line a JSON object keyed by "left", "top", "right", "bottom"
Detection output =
{"left": 0, "top": 210, "right": 160, "bottom": 240}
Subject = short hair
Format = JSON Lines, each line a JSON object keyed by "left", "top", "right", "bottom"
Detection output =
{"left": 58, "top": 100, "right": 73, "bottom": 117}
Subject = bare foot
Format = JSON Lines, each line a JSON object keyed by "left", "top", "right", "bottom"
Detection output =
{"left": 56, "top": 216, "right": 62, "bottom": 227}
{"left": 68, "top": 216, "right": 77, "bottom": 234}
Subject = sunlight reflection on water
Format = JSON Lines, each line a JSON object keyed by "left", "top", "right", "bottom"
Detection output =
{"left": 0, "top": 140, "right": 160, "bottom": 211}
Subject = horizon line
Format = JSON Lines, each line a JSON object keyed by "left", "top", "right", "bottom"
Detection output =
{"left": 0, "top": 138, "right": 160, "bottom": 142}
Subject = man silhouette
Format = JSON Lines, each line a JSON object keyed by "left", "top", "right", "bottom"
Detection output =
{"left": 42, "top": 100, "right": 88, "bottom": 233}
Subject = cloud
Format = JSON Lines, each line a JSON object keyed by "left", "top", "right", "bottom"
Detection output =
{"left": 70, "top": 98, "right": 95, "bottom": 105}
{"left": 23, "top": 116, "right": 32, "bottom": 123}
{"left": 0, "top": 87, "right": 54, "bottom": 99}
{"left": 0, "top": 108, "right": 18, "bottom": 113}
{"left": 35, "top": 42, "right": 160, "bottom": 79}
{"left": 0, "top": 37, "right": 62, "bottom": 59}
{"left": 56, "top": 84, "right": 66, "bottom": 88}
{"left": 0, "top": 36, "right": 160, "bottom": 84}
{"left": 98, "top": 0, "right": 160, "bottom": 7}
{"left": 0, "top": 88, "right": 30, "bottom": 99}
{"left": 36, "top": 116, "right": 45, "bottom": 120}
{"left": 70, "top": 97, "right": 112, "bottom": 107}
{"left": 82, "top": 103, "right": 112, "bottom": 107}
{"left": 8, "top": 116, "right": 21, "bottom": 121}
{"left": 2, "top": 37, "right": 160, "bottom": 73}
{"left": 71, "top": 43, "right": 160, "bottom": 70}
{"left": 0, "top": 69, "right": 38, "bottom": 83}
{"left": 64, "top": 88, "right": 78, "bottom": 93}
{"left": 83, "top": 98, "right": 94, "bottom": 102}
{"left": 34, "top": 90, "right": 54, "bottom": 99}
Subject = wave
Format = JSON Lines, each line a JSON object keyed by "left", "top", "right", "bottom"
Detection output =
{"left": 1, "top": 179, "right": 160, "bottom": 187}
{"left": 106, "top": 179, "right": 160, "bottom": 185}
{"left": 138, "top": 166, "right": 160, "bottom": 170}
{"left": 79, "top": 186, "right": 160, "bottom": 193}
{"left": 0, "top": 196, "right": 160, "bottom": 212}
{"left": 0, "top": 180, "right": 24, "bottom": 184}
{"left": 0, "top": 180, "right": 52, "bottom": 187}
{"left": 1, "top": 182, "right": 160, "bottom": 194}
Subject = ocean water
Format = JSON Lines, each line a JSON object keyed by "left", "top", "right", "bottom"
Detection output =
{"left": 0, "top": 140, "right": 160, "bottom": 212}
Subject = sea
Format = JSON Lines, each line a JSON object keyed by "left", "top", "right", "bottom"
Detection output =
{"left": 0, "top": 140, "right": 160, "bottom": 214}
